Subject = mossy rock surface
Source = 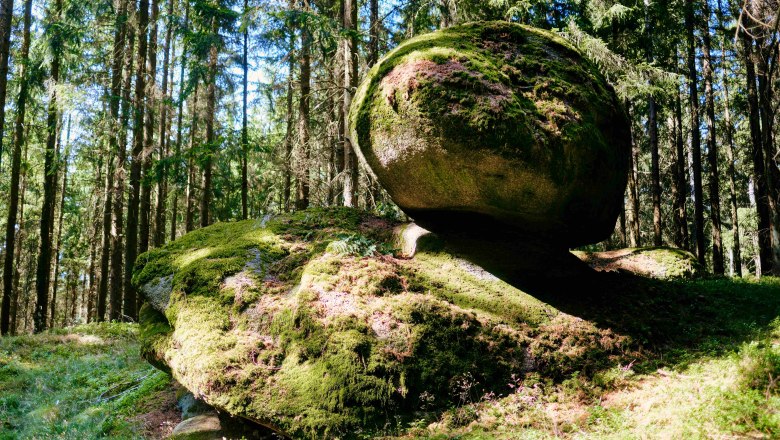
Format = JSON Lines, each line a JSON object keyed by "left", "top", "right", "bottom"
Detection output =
{"left": 135, "top": 209, "right": 630, "bottom": 438}
{"left": 349, "top": 21, "right": 630, "bottom": 247}
{"left": 574, "top": 247, "right": 702, "bottom": 279}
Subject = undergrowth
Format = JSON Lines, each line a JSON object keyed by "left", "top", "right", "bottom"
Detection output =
{"left": 0, "top": 323, "right": 172, "bottom": 440}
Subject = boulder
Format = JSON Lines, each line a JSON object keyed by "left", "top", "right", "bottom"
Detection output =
{"left": 135, "top": 209, "right": 630, "bottom": 438}
{"left": 349, "top": 21, "right": 630, "bottom": 248}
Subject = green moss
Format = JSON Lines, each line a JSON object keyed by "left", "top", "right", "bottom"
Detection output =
{"left": 133, "top": 209, "right": 659, "bottom": 438}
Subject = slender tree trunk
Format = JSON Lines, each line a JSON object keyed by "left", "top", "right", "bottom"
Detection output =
{"left": 343, "top": 0, "right": 359, "bottom": 207}
{"left": 241, "top": 0, "right": 249, "bottom": 219}
{"left": 50, "top": 128, "right": 70, "bottom": 329}
{"left": 624, "top": 99, "right": 640, "bottom": 247}
{"left": 185, "top": 84, "right": 199, "bottom": 232}
{"left": 140, "top": 0, "right": 158, "bottom": 254}
{"left": 684, "top": 0, "right": 706, "bottom": 268}
{"left": 754, "top": 43, "right": 780, "bottom": 275}
{"left": 0, "top": 0, "right": 14, "bottom": 169}
{"left": 673, "top": 81, "right": 690, "bottom": 250}
{"left": 10, "top": 138, "right": 28, "bottom": 334}
{"left": 34, "top": 0, "right": 64, "bottom": 333}
{"left": 171, "top": 0, "right": 189, "bottom": 241}
{"left": 201, "top": 16, "right": 218, "bottom": 227}
{"left": 154, "top": 0, "right": 174, "bottom": 247}
{"left": 297, "top": 0, "right": 311, "bottom": 210}
{"left": 701, "top": 0, "right": 723, "bottom": 274}
{"left": 283, "top": 0, "right": 295, "bottom": 212}
{"left": 110, "top": 17, "right": 134, "bottom": 321}
{"left": 124, "top": 0, "right": 149, "bottom": 321}
{"left": 721, "top": 58, "right": 742, "bottom": 277}
{"left": 1, "top": 0, "right": 32, "bottom": 335}
{"left": 644, "top": 0, "right": 661, "bottom": 247}
{"left": 368, "top": 0, "right": 379, "bottom": 67}
{"left": 741, "top": 35, "right": 772, "bottom": 275}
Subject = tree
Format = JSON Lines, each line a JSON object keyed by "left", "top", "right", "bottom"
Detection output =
{"left": 1, "top": 0, "right": 33, "bottom": 335}
{"left": 34, "top": 0, "right": 65, "bottom": 333}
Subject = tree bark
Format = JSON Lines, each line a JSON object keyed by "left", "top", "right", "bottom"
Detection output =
{"left": 124, "top": 0, "right": 149, "bottom": 321}
{"left": 283, "top": 0, "right": 295, "bottom": 212}
{"left": 110, "top": 16, "right": 135, "bottom": 321}
{"left": 296, "top": 0, "right": 311, "bottom": 210}
{"left": 185, "top": 84, "right": 199, "bottom": 232}
{"left": 701, "top": 0, "right": 723, "bottom": 274}
{"left": 741, "top": 34, "right": 772, "bottom": 276}
{"left": 140, "top": 0, "right": 159, "bottom": 255}
{"left": 672, "top": 88, "right": 689, "bottom": 250}
{"left": 50, "top": 123, "right": 70, "bottom": 328}
{"left": 171, "top": 0, "right": 189, "bottom": 241}
{"left": 342, "top": 0, "right": 359, "bottom": 207}
{"left": 34, "top": 0, "right": 64, "bottom": 333}
{"left": 368, "top": 0, "right": 378, "bottom": 67}
{"left": 154, "top": 0, "right": 174, "bottom": 247}
{"left": 0, "top": 0, "right": 14, "bottom": 168}
{"left": 201, "top": 16, "right": 218, "bottom": 227}
{"left": 624, "top": 99, "right": 640, "bottom": 247}
{"left": 684, "top": 0, "right": 706, "bottom": 268}
{"left": 241, "top": 0, "right": 249, "bottom": 219}
{"left": 1, "top": 0, "right": 32, "bottom": 335}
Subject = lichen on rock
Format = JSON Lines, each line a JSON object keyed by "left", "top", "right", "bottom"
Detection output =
{"left": 135, "top": 209, "right": 631, "bottom": 438}
{"left": 349, "top": 21, "right": 631, "bottom": 248}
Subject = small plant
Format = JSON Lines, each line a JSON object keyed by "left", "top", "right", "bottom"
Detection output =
{"left": 326, "top": 233, "right": 396, "bottom": 257}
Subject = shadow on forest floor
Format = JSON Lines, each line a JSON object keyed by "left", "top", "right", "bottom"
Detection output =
{"left": 508, "top": 267, "right": 780, "bottom": 372}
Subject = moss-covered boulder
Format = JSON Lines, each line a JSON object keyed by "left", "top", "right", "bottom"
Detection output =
{"left": 349, "top": 21, "right": 630, "bottom": 248}
{"left": 574, "top": 247, "right": 702, "bottom": 279}
{"left": 135, "top": 209, "right": 631, "bottom": 438}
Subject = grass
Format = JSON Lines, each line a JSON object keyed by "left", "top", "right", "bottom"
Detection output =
{"left": 395, "top": 276, "right": 780, "bottom": 439}
{"left": 0, "top": 323, "right": 176, "bottom": 440}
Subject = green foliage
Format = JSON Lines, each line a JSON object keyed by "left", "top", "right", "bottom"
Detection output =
{"left": 0, "top": 323, "right": 172, "bottom": 439}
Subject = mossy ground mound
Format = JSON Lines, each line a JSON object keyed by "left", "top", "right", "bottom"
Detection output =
{"left": 349, "top": 22, "right": 630, "bottom": 247}
{"left": 135, "top": 209, "right": 634, "bottom": 438}
{"left": 574, "top": 247, "right": 702, "bottom": 279}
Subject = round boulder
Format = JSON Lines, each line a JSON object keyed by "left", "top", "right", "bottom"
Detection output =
{"left": 349, "top": 21, "right": 630, "bottom": 248}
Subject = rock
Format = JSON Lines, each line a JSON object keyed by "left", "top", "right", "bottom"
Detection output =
{"left": 135, "top": 209, "right": 632, "bottom": 438}
{"left": 574, "top": 247, "right": 702, "bottom": 279}
{"left": 170, "top": 413, "right": 222, "bottom": 440}
{"left": 349, "top": 21, "right": 630, "bottom": 248}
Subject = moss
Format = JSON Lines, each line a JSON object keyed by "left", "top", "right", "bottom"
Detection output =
{"left": 348, "top": 21, "right": 629, "bottom": 248}
{"left": 134, "top": 209, "right": 649, "bottom": 438}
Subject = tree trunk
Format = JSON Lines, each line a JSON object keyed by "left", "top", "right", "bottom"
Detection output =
{"left": 296, "top": 0, "right": 311, "bottom": 210}
{"left": 741, "top": 35, "right": 772, "bottom": 275}
{"left": 34, "top": 0, "right": 64, "bottom": 333}
{"left": 140, "top": 0, "right": 158, "bottom": 255}
{"left": 701, "top": 0, "right": 723, "bottom": 274}
{"left": 343, "top": 0, "right": 359, "bottom": 207}
{"left": 154, "top": 0, "right": 174, "bottom": 247}
{"left": 110, "top": 17, "right": 135, "bottom": 322}
{"left": 1, "top": 0, "right": 32, "bottom": 335}
{"left": 124, "top": 0, "right": 149, "bottom": 321}
{"left": 10, "top": 137, "right": 28, "bottom": 334}
{"left": 0, "top": 0, "right": 14, "bottom": 169}
{"left": 283, "top": 0, "right": 295, "bottom": 212}
{"left": 673, "top": 83, "right": 690, "bottom": 250}
{"left": 171, "top": 0, "right": 189, "bottom": 241}
{"left": 368, "top": 0, "right": 379, "bottom": 67}
{"left": 721, "top": 55, "right": 742, "bottom": 277}
{"left": 185, "top": 84, "right": 199, "bottom": 232}
{"left": 241, "top": 0, "right": 249, "bottom": 219}
{"left": 624, "top": 99, "right": 640, "bottom": 247}
{"left": 644, "top": 0, "right": 661, "bottom": 247}
{"left": 684, "top": 0, "right": 706, "bottom": 268}
{"left": 201, "top": 16, "right": 218, "bottom": 227}
{"left": 50, "top": 124, "right": 70, "bottom": 329}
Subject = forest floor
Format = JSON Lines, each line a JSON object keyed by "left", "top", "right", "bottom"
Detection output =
{"left": 2, "top": 276, "right": 780, "bottom": 439}
{"left": 0, "top": 323, "right": 181, "bottom": 439}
